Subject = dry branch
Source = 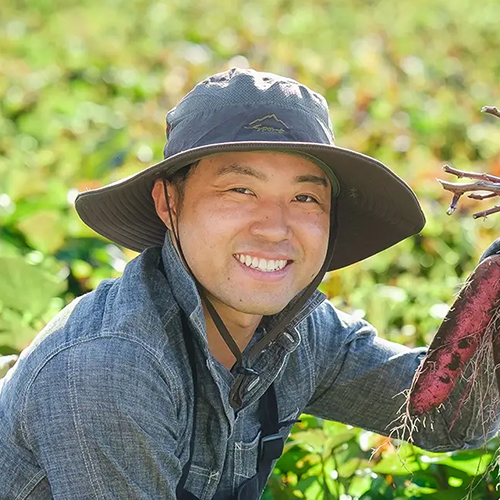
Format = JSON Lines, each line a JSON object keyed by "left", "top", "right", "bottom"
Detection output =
{"left": 437, "top": 178, "right": 500, "bottom": 197}
{"left": 482, "top": 106, "right": 500, "bottom": 119}
{"left": 469, "top": 192, "right": 497, "bottom": 201}
{"left": 472, "top": 205, "right": 500, "bottom": 219}
{"left": 442, "top": 164, "right": 500, "bottom": 184}
{"left": 438, "top": 105, "right": 500, "bottom": 217}
{"left": 438, "top": 172, "right": 500, "bottom": 216}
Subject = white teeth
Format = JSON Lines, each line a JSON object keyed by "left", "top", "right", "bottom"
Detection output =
{"left": 234, "top": 254, "right": 288, "bottom": 272}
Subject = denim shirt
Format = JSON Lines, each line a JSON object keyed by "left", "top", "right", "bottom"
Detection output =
{"left": 1, "top": 232, "right": 499, "bottom": 500}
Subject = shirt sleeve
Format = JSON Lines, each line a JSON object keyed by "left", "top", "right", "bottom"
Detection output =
{"left": 22, "top": 336, "right": 183, "bottom": 499}
{"left": 304, "top": 301, "right": 500, "bottom": 452}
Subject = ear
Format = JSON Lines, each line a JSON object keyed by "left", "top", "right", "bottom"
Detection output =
{"left": 152, "top": 178, "right": 179, "bottom": 231}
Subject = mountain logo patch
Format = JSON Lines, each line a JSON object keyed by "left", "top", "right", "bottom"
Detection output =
{"left": 245, "top": 114, "right": 289, "bottom": 134}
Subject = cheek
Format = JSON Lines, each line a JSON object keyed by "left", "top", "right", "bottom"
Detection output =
{"left": 178, "top": 201, "right": 248, "bottom": 255}
{"left": 301, "top": 213, "right": 330, "bottom": 244}
{"left": 300, "top": 216, "right": 330, "bottom": 272}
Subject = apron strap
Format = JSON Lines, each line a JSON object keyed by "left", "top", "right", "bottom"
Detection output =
{"left": 176, "top": 311, "right": 291, "bottom": 500}
{"left": 236, "top": 384, "right": 285, "bottom": 500}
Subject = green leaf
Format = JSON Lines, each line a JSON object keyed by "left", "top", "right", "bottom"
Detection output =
{"left": 371, "top": 449, "right": 421, "bottom": 475}
{"left": 423, "top": 451, "right": 493, "bottom": 476}
{"left": 275, "top": 446, "right": 314, "bottom": 476}
{"left": 0, "top": 307, "right": 38, "bottom": 352}
{"left": 347, "top": 473, "right": 374, "bottom": 497}
{"left": 16, "top": 210, "right": 66, "bottom": 254}
{"left": 290, "top": 429, "right": 328, "bottom": 453}
{"left": 0, "top": 256, "right": 66, "bottom": 317}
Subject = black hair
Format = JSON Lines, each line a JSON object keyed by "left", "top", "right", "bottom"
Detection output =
{"left": 166, "top": 160, "right": 200, "bottom": 208}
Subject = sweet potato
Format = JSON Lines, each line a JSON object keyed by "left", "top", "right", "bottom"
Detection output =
{"left": 409, "top": 254, "right": 500, "bottom": 416}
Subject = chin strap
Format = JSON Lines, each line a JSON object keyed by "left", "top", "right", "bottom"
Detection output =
{"left": 162, "top": 178, "right": 339, "bottom": 407}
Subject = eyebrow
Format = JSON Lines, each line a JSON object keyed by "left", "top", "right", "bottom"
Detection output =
{"left": 294, "top": 174, "right": 329, "bottom": 187}
{"left": 216, "top": 164, "right": 267, "bottom": 181}
{"left": 215, "top": 163, "right": 329, "bottom": 187}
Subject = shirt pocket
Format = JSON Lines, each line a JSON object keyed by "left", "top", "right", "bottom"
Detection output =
{"left": 233, "top": 406, "right": 300, "bottom": 484}
{"left": 184, "top": 463, "right": 220, "bottom": 500}
{"left": 234, "top": 429, "right": 261, "bottom": 481}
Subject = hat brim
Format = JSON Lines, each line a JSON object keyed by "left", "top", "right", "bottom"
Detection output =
{"left": 75, "top": 141, "right": 425, "bottom": 271}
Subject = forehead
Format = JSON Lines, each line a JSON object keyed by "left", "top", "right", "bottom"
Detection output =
{"left": 196, "top": 150, "right": 330, "bottom": 182}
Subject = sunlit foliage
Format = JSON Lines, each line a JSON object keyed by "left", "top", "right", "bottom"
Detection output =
{"left": 2, "top": 0, "right": 500, "bottom": 497}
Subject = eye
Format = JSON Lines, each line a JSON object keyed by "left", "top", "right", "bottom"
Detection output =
{"left": 294, "top": 194, "right": 319, "bottom": 203}
{"left": 230, "top": 187, "right": 254, "bottom": 195}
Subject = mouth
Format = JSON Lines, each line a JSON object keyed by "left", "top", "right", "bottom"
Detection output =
{"left": 233, "top": 253, "right": 293, "bottom": 273}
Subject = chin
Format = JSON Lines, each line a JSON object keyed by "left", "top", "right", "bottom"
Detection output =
{"left": 231, "top": 300, "right": 290, "bottom": 316}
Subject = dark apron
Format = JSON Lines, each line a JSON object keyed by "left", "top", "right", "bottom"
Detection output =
{"left": 177, "top": 313, "right": 287, "bottom": 500}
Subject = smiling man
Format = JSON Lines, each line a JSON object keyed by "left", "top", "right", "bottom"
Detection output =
{"left": 151, "top": 151, "right": 332, "bottom": 370}
{"left": 1, "top": 68, "right": 499, "bottom": 500}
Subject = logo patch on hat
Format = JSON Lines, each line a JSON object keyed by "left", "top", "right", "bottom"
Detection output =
{"left": 245, "top": 114, "right": 289, "bottom": 134}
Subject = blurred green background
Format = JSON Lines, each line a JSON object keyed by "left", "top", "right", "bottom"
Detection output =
{"left": 2, "top": 0, "right": 500, "bottom": 498}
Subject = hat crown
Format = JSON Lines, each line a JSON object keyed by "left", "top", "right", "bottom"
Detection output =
{"left": 166, "top": 68, "right": 333, "bottom": 138}
{"left": 163, "top": 68, "right": 335, "bottom": 159}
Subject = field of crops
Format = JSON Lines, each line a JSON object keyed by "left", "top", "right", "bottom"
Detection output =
{"left": 2, "top": 0, "right": 500, "bottom": 497}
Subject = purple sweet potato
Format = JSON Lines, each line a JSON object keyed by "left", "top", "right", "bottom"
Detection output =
{"left": 409, "top": 254, "right": 500, "bottom": 416}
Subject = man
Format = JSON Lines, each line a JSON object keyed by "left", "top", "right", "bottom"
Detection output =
{"left": 0, "top": 68, "right": 499, "bottom": 500}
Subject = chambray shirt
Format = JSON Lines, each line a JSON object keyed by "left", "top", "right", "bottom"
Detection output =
{"left": 1, "top": 232, "right": 498, "bottom": 500}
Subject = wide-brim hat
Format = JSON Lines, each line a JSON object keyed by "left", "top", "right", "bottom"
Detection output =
{"left": 75, "top": 68, "right": 425, "bottom": 271}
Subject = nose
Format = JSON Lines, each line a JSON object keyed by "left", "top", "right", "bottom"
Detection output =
{"left": 249, "top": 201, "right": 292, "bottom": 242}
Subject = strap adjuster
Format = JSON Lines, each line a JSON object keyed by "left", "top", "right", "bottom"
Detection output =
{"left": 259, "top": 433, "right": 284, "bottom": 461}
{"left": 235, "top": 366, "right": 259, "bottom": 376}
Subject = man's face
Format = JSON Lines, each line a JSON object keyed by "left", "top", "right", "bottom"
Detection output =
{"left": 154, "top": 151, "right": 331, "bottom": 317}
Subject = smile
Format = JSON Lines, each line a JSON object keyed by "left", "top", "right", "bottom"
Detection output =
{"left": 233, "top": 254, "right": 289, "bottom": 273}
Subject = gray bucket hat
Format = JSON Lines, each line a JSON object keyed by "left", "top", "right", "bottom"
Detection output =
{"left": 75, "top": 67, "right": 425, "bottom": 270}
